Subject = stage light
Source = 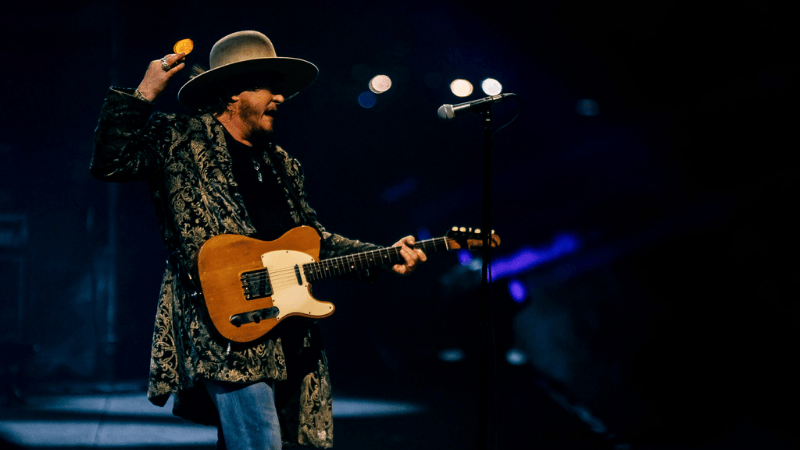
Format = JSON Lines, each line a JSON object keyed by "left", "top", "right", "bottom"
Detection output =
{"left": 508, "top": 279, "right": 528, "bottom": 303}
{"left": 358, "top": 91, "right": 377, "bottom": 108}
{"left": 481, "top": 78, "right": 502, "bottom": 95}
{"left": 438, "top": 348, "right": 465, "bottom": 362}
{"left": 505, "top": 348, "right": 528, "bottom": 366}
{"left": 576, "top": 99, "right": 600, "bottom": 116}
{"left": 490, "top": 232, "right": 581, "bottom": 279}
{"left": 369, "top": 75, "right": 392, "bottom": 94}
{"left": 450, "top": 79, "right": 473, "bottom": 97}
{"left": 332, "top": 398, "right": 424, "bottom": 417}
{"left": 458, "top": 249, "right": 473, "bottom": 266}
{"left": 416, "top": 228, "right": 432, "bottom": 241}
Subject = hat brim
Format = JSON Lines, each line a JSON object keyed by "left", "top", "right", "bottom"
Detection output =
{"left": 178, "top": 57, "right": 318, "bottom": 108}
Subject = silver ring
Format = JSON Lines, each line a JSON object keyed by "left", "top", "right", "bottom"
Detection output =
{"left": 160, "top": 57, "right": 170, "bottom": 71}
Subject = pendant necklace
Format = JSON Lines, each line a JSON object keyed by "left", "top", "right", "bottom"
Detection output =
{"left": 253, "top": 159, "right": 263, "bottom": 183}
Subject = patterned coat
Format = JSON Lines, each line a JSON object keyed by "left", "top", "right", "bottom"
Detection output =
{"left": 91, "top": 87, "right": 380, "bottom": 448}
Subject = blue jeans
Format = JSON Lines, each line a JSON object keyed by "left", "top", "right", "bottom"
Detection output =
{"left": 203, "top": 379, "right": 283, "bottom": 450}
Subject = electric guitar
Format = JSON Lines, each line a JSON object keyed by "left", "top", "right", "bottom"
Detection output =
{"left": 196, "top": 225, "right": 500, "bottom": 343}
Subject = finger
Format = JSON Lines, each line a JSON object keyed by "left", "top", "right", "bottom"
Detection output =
{"left": 159, "top": 53, "right": 185, "bottom": 66}
{"left": 167, "top": 61, "right": 186, "bottom": 76}
{"left": 167, "top": 52, "right": 186, "bottom": 64}
{"left": 393, "top": 262, "right": 413, "bottom": 275}
{"left": 401, "top": 245, "right": 418, "bottom": 266}
{"left": 393, "top": 237, "right": 409, "bottom": 248}
{"left": 392, "top": 264, "right": 406, "bottom": 275}
{"left": 398, "top": 245, "right": 410, "bottom": 264}
{"left": 156, "top": 53, "right": 186, "bottom": 72}
{"left": 407, "top": 243, "right": 425, "bottom": 261}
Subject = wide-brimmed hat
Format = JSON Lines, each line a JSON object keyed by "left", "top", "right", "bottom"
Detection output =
{"left": 178, "top": 30, "right": 318, "bottom": 108}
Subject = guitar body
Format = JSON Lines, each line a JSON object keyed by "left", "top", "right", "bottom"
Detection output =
{"left": 197, "top": 226, "right": 334, "bottom": 343}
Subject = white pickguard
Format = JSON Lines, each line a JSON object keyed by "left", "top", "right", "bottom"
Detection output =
{"left": 261, "top": 250, "right": 332, "bottom": 320}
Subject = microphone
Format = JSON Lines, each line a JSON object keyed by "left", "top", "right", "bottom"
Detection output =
{"left": 437, "top": 93, "right": 516, "bottom": 120}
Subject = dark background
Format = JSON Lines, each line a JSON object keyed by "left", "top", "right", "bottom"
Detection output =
{"left": 2, "top": 0, "right": 798, "bottom": 448}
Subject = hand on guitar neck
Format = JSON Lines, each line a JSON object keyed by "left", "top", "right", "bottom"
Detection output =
{"left": 390, "top": 235, "right": 428, "bottom": 275}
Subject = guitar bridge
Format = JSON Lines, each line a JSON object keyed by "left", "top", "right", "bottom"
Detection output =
{"left": 240, "top": 270, "right": 273, "bottom": 300}
{"left": 229, "top": 307, "right": 280, "bottom": 327}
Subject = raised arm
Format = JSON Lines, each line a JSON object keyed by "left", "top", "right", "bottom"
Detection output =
{"left": 90, "top": 53, "right": 186, "bottom": 182}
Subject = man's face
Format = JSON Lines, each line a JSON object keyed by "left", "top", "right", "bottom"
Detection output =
{"left": 234, "top": 88, "right": 285, "bottom": 142}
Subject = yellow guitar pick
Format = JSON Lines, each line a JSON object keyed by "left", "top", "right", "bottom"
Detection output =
{"left": 173, "top": 39, "right": 193, "bottom": 55}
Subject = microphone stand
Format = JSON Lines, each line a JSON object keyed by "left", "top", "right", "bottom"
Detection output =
{"left": 440, "top": 93, "right": 520, "bottom": 449}
{"left": 477, "top": 104, "right": 495, "bottom": 450}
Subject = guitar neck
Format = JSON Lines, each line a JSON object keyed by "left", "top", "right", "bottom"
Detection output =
{"left": 304, "top": 237, "right": 451, "bottom": 282}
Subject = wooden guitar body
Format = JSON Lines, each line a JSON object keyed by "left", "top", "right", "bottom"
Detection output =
{"left": 197, "top": 226, "right": 333, "bottom": 343}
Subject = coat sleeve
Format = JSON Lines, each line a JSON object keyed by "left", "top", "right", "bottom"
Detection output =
{"left": 90, "top": 88, "right": 169, "bottom": 182}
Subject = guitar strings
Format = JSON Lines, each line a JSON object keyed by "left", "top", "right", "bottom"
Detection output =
{"left": 239, "top": 238, "right": 449, "bottom": 291}
{"left": 238, "top": 233, "right": 495, "bottom": 294}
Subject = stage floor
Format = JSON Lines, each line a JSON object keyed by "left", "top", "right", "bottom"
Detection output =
{"left": 0, "top": 365, "right": 610, "bottom": 450}
{"left": 1, "top": 365, "right": 796, "bottom": 450}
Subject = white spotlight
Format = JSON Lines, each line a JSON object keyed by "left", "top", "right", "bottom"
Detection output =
{"left": 481, "top": 78, "right": 503, "bottom": 95}
{"left": 505, "top": 348, "right": 528, "bottom": 366}
{"left": 369, "top": 75, "right": 392, "bottom": 94}
{"left": 450, "top": 79, "right": 473, "bottom": 97}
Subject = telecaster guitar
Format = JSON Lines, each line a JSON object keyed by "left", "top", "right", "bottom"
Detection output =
{"left": 197, "top": 225, "right": 500, "bottom": 343}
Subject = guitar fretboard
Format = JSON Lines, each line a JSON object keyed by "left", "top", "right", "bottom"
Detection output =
{"left": 303, "top": 237, "right": 451, "bottom": 282}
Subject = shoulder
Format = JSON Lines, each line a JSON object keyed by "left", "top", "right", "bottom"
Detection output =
{"left": 147, "top": 110, "right": 200, "bottom": 127}
{"left": 274, "top": 145, "right": 291, "bottom": 161}
{"left": 147, "top": 111, "right": 219, "bottom": 139}
{"left": 275, "top": 145, "right": 304, "bottom": 175}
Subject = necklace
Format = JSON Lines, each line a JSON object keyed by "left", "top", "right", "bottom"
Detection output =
{"left": 253, "top": 159, "right": 263, "bottom": 183}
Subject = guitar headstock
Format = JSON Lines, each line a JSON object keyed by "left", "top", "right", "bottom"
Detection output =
{"left": 446, "top": 226, "right": 501, "bottom": 250}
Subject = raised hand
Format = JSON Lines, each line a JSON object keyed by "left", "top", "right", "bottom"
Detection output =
{"left": 136, "top": 53, "right": 186, "bottom": 102}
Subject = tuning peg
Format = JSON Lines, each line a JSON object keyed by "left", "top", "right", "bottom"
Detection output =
{"left": 475, "top": 228, "right": 481, "bottom": 234}
{"left": 460, "top": 227, "right": 467, "bottom": 232}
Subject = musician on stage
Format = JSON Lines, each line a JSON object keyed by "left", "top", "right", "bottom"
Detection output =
{"left": 90, "top": 30, "right": 426, "bottom": 449}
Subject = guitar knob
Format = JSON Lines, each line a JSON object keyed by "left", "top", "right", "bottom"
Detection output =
{"left": 230, "top": 316, "right": 243, "bottom": 327}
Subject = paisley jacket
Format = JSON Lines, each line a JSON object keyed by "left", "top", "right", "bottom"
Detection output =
{"left": 91, "top": 88, "right": 380, "bottom": 448}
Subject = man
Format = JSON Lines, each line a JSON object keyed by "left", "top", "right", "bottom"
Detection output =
{"left": 91, "top": 30, "right": 426, "bottom": 449}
